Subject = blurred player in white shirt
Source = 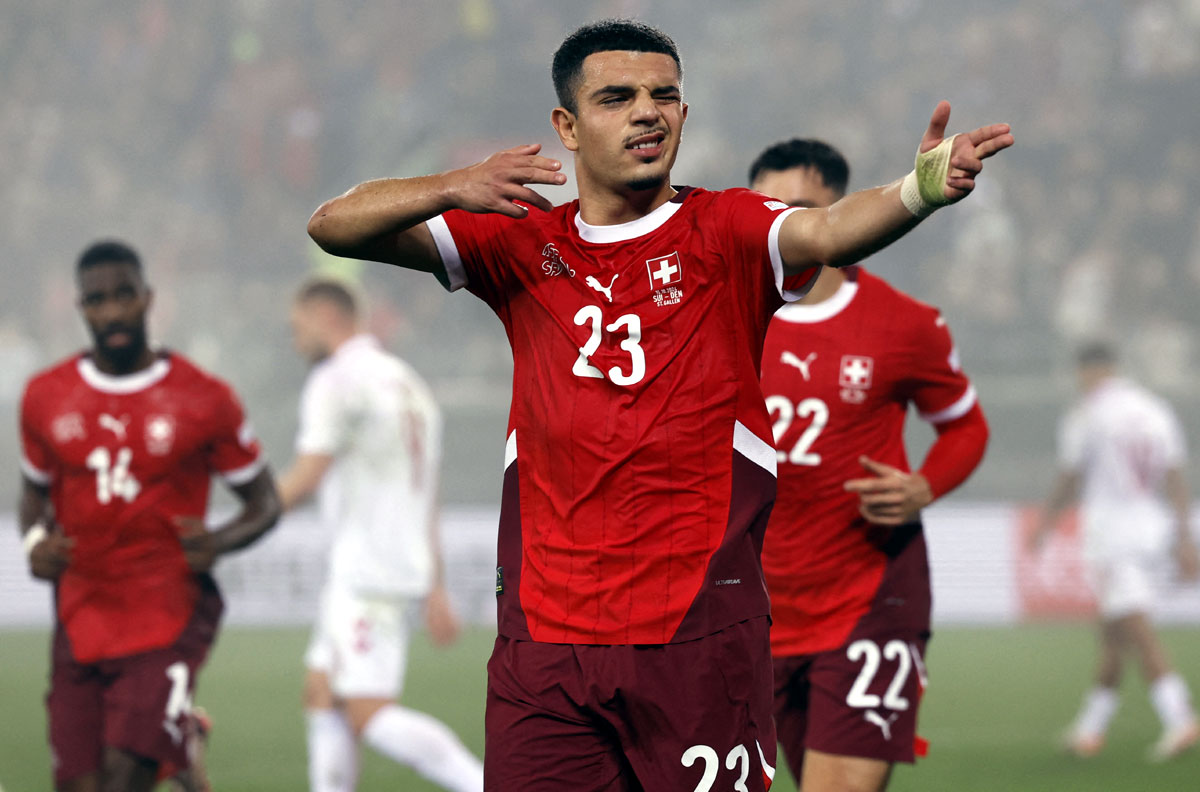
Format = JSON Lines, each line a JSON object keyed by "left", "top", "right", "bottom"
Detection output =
{"left": 1033, "top": 341, "right": 1200, "bottom": 761}
{"left": 278, "top": 278, "right": 483, "bottom": 792}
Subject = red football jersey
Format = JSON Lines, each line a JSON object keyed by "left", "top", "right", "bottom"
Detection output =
{"left": 427, "top": 187, "right": 816, "bottom": 644}
{"left": 760, "top": 269, "right": 976, "bottom": 656}
{"left": 20, "top": 352, "right": 264, "bottom": 663}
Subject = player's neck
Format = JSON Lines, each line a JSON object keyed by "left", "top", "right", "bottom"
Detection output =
{"left": 90, "top": 346, "right": 157, "bottom": 377}
{"left": 576, "top": 176, "right": 676, "bottom": 227}
{"left": 797, "top": 266, "right": 847, "bottom": 306}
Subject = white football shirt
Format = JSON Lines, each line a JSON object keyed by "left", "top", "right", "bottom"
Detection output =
{"left": 1058, "top": 376, "right": 1186, "bottom": 558}
{"left": 297, "top": 334, "right": 442, "bottom": 596}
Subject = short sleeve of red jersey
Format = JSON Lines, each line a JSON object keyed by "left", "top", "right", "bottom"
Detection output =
{"left": 426, "top": 209, "right": 520, "bottom": 309}
{"left": 903, "top": 310, "right": 977, "bottom": 425}
{"left": 18, "top": 381, "right": 54, "bottom": 486}
{"left": 205, "top": 381, "right": 265, "bottom": 486}
{"left": 715, "top": 189, "right": 819, "bottom": 304}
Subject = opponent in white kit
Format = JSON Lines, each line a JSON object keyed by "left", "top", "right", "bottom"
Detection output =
{"left": 1033, "top": 341, "right": 1200, "bottom": 761}
{"left": 279, "top": 278, "right": 483, "bottom": 792}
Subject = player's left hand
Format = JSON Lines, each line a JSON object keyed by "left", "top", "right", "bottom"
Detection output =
{"left": 844, "top": 456, "right": 934, "bottom": 526}
{"left": 424, "top": 584, "right": 461, "bottom": 647}
{"left": 919, "top": 101, "right": 1014, "bottom": 204}
{"left": 176, "top": 516, "right": 219, "bottom": 573}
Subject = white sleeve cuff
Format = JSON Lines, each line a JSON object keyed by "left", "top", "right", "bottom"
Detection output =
{"left": 919, "top": 384, "right": 978, "bottom": 424}
{"left": 426, "top": 215, "right": 468, "bottom": 292}
{"left": 767, "top": 207, "right": 814, "bottom": 302}
{"left": 220, "top": 456, "right": 266, "bottom": 486}
{"left": 20, "top": 454, "right": 52, "bottom": 486}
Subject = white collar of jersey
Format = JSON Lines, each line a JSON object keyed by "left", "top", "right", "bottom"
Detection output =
{"left": 573, "top": 198, "right": 683, "bottom": 244}
{"left": 336, "top": 333, "right": 379, "bottom": 357}
{"left": 772, "top": 278, "right": 859, "bottom": 323}
{"left": 77, "top": 355, "right": 171, "bottom": 394}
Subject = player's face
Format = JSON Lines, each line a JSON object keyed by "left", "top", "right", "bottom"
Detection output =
{"left": 77, "top": 261, "right": 152, "bottom": 372}
{"left": 554, "top": 50, "right": 687, "bottom": 197}
{"left": 752, "top": 166, "right": 842, "bottom": 209}
{"left": 290, "top": 302, "right": 329, "bottom": 363}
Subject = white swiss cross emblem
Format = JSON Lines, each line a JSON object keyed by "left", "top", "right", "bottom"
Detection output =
{"left": 646, "top": 252, "right": 682, "bottom": 289}
{"left": 839, "top": 355, "right": 874, "bottom": 404}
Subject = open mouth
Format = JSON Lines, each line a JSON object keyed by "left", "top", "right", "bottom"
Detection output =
{"left": 626, "top": 132, "right": 666, "bottom": 159}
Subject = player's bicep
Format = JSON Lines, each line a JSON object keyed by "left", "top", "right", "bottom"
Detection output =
{"left": 776, "top": 207, "right": 826, "bottom": 275}
{"left": 18, "top": 476, "right": 52, "bottom": 531}
{"left": 357, "top": 222, "right": 449, "bottom": 280}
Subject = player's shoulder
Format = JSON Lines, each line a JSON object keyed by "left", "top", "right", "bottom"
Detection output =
{"left": 161, "top": 350, "right": 242, "bottom": 400}
{"left": 24, "top": 352, "right": 86, "bottom": 395}
{"left": 856, "top": 270, "right": 938, "bottom": 317}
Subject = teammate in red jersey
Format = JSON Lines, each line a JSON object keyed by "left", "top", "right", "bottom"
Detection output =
{"left": 752, "top": 139, "right": 990, "bottom": 792}
{"left": 307, "top": 19, "right": 1011, "bottom": 790}
{"left": 18, "top": 240, "right": 282, "bottom": 792}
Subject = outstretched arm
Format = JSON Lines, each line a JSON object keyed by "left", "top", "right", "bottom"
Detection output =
{"left": 777, "top": 101, "right": 1013, "bottom": 274}
{"left": 307, "top": 144, "right": 568, "bottom": 272}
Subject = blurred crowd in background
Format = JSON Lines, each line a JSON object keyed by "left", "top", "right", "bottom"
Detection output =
{"left": 3, "top": 0, "right": 1200, "bottom": 504}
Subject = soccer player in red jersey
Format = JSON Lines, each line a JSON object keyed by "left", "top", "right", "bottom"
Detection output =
{"left": 18, "top": 240, "right": 282, "bottom": 792}
{"left": 752, "top": 140, "right": 990, "bottom": 792}
{"left": 307, "top": 20, "right": 1012, "bottom": 790}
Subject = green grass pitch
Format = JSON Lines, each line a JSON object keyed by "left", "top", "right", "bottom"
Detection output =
{"left": 1, "top": 624, "right": 1197, "bottom": 791}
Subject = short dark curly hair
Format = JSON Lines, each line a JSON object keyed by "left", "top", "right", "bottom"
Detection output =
{"left": 552, "top": 19, "right": 682, "bottom": 114}
{"left": 748, "top": 138, "right": 851, "bottom": 197}
{"left": 77, "top": 239, "right": 142, "bottom": 276}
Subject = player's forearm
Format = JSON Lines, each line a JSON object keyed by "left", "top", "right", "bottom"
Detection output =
{"left": 917, "top": 404, "right": 989, "bottom": 500}
{"left": 307, "top": 175, "right": 451, "bottom": 265}
{"left": 781, "top": 179, "right": 921, "bottom": 272}
{"left": 17, "top": 479, "right": 50, "bottom": 534}
{"left": 1165, "top": 468, "right": 1193, "bottom": 543}
{"left": 211, "top": 473, "right": 282, "bottom": 554}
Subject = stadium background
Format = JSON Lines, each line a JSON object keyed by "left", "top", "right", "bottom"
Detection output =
{"left": 2, "top": 0, "right": 1199, "bottom": 789}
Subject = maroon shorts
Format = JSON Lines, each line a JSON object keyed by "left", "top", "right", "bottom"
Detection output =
{"left": 485, "top": 616, "right": 777, "bottom": 791}
{"left": 47, "top": 576, "right": 223, "bottom": 786}
{"left": 773, "top": 526, "right": 931, "bottom": 777}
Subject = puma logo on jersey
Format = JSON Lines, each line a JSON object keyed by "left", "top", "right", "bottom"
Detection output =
{"left": 585, "top": 274, "right": 619, "bottom": 302}
{"left": 98, "top": 413, "right": 130, "bottom": 441}
{"left": 781, "top": 351, "right": 817, "bottom": 381}
{"left": 864, "top": 710, "right": 899, "bottom": 741}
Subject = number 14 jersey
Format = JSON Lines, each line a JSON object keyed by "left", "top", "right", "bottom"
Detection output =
{"left": 428, "top": 187, "right": 815, "bottom": 645}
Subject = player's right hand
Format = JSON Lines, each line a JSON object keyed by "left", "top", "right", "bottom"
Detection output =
{"left": 918, "top": 101, "right": 1013, "bottom": 205}
{"left": 448, "top": 143, "right": 567, "bottom": 218}
{"left": 176, "top": 516, "right": 219, "bottom": 573}
{"left": 28, "top": 526, "right": 73, "bottom": 581}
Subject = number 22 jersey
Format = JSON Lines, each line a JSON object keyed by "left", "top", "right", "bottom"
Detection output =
{"left": 20, "top": 352, "right": 264, "bottom": 663}
{"left": 428, "top": 187, "right": 815, "bottom": 645}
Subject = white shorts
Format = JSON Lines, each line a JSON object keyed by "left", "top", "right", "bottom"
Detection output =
{"left": 1086, "top": 557, "right": 1156, "bottom": 619}
{"left": 305, "top": 586, "right": 411, "bottom": 699}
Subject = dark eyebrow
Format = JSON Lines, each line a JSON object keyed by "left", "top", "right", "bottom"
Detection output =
{"left": 590, "top": 84, "right": 634, "bottom": 99}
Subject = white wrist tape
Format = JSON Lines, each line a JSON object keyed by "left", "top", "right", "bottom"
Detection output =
{"left": 23, "top": 523, "right": 49, "bottom": 558}
{"left": 900, "top": 133, "right": 959, "bottom": 218}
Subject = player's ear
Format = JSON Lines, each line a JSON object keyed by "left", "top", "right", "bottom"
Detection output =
{"left": 551, "top": 106, "right": 580, "bottom": 152}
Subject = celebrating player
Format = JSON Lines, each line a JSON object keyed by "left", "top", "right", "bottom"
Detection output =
{"left": 1031, "top": 342, "right": 1200, "bottom": 761}
{"left": 278, "top": 278, "right": 483, "bottom": 792}
{"left": 307, "top": 19, "right": 1012, "bottom": 790}
{"left": 751, "top": 139, "right": 989, "bottom": 792}
{"left": 18, "top": 240, "right": 281, "bottom": 792}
